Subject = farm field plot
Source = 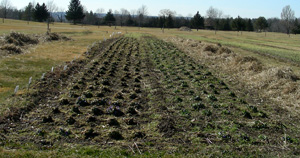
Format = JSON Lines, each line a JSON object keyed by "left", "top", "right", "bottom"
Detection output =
{"left": 1, "top": 36, "right": 300, "bottom": 157}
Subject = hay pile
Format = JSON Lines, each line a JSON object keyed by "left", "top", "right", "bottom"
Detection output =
{"left": 5, "top": 32, "right": 39, "bottom": 46}
{"left": 167, "top": 37, "right": 300, "bottom": 113}
{"left": 0, "top": 32, "right": 71, "bottom": 56}
{"left": 43, "top": 32, "right": 71, "bottom": 42}
{"left": 0, "top": 32, "right": 38, "bottom": 55}
{"left": 179, "top": 26, "right": 192, "bottom": 32}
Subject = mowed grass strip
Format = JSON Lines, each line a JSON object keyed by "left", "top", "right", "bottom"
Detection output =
{"left": 173, "top": 30, "right": 300, "bottom": 63}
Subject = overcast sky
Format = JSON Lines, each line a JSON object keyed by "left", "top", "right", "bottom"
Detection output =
{"left": 10, "top": 0, "right": 300, "bottom": 18}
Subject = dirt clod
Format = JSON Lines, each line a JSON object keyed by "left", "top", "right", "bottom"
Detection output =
{"left": 108, "top": 118, "right": 119, "bottom": 126}
{"left": 109, "top": 131, "right": 123, "bottom": 140}
{"left": 66, "top": 117, "right": 76, "bottom": 125}
{"left": 42, "top": 116, "right": 54, "bottom": 123}
{"left": 84, "top": 128, "right": 98, "bottom": 139}
{"left": 92, "top": 107, "right": 103, "bottom": 116}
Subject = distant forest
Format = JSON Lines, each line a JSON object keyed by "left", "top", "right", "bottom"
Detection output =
{"left": 1, "top": 0, "right": 300, "bottom": 34}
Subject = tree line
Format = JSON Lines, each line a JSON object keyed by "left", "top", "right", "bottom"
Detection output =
{"left": 1, "top": 0, "right": 300, "bottom": 35}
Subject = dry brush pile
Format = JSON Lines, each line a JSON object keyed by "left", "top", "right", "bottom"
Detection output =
{"left": 167, "top": 37, "right": 300, "bottom": 114}
{"left": 0, "top": 32, "right": 71, "bottom": 57}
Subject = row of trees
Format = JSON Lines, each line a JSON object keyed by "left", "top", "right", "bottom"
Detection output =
{"left": 1, "top": 0, "right": 299, "bottom": 35}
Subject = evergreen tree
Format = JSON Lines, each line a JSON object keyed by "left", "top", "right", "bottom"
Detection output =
{"left": 126, "top": 14, "right": 134, "bottom": 26}
{"left": 232, "top": 16, "right": 245, "bottom": 31}
{"left": 159, "top": 16, "right": 166, "bottom": 28}
{"left": 222, "top": 18, "right": 232, "bottom": 30}
{"left": 292, "top": 18, "right": 300, "bottom": 34}
{"left": 23, "top": 2, "right": 34, "bottom": 23}
{"left": 33, "top": 3, "right": 49, "bottom": 22}
{"left": 104, "top": 9, "right": 115, "bottom": 26}
{"left": 246, "top": 19, "right": 254, "bottom": 31}
{"left": 255, "top": 16, "right": 268, "bottom": 32}
{"left": 65, "top": 0, "right": 85, "bottom": 24}
{"left": 165, "top": 14, "right": 174, "bottom": 28}
{"left": 191, "top": 11, "right": 204, "bottom": 31}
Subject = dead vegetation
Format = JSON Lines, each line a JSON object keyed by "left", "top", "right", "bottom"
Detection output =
{"left": 43, "top": 32, "right": 71, "bottom": 42}
{"left": 5, "top": 32, "right": 39, "bottom": 46}
{"left": 179, "top": 26, "right": 192, "bottom": 32}
{"left": 0, "top": 32, "right": 71, "bottom": 57}
{"left": 167, "top": 37, "right": 300, "bottom": 114}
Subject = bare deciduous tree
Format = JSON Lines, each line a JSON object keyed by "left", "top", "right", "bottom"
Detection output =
{"left": 159, "top": 9, "right": 176, "bottom": 17}
{"left": 206, "top": 6, "right": 223, "bottom": 34}
{"left": 95, "top": 8, "right": 105, "bottom": 28}
{"left": 159, "top": 9, "right": 176, "bottom": 30}
{"left": 120, "top": 8, "right": 129, "bottom": 27}
{"left": 47, "top": 0, "right": 57, "bottom": 19}
{"left": 114, "top": 10, "right": 119, "bottom": 28}
{"left": 281, "top": 5, "right": 295, "bottom": 36}
{"left": 0, "top": 0, "right": 12, "bottom": 23}
{"left": 57, "top": 7, "right": 65, "bottom": 23}
{"left": 137, "top": 5, "right": 148, "bottom": 29}
{"left": 47, "top": 0, "right": 57, "bottom": 30}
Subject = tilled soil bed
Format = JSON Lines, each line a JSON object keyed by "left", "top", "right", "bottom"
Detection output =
{"left": 0, "top": 36, "right": 299, "bottom": 157}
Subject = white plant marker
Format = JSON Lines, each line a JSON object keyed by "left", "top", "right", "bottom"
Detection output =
{"left": 14, "top": 85, "right": 19, "bottom": 94}
{"left": 28, "top": 77, "right": 32, "bottom": 90}
{"left": 28, "top": 77, "right": 32, "bottom": 85}
{"left": 51, "top": 67, "right": 54, "bottom": 72}
{"left": 63, "top": 65, "right": 67, "bottom": 71}
{"left": 41, "top": 73, "right": 45, "bottom": 79}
